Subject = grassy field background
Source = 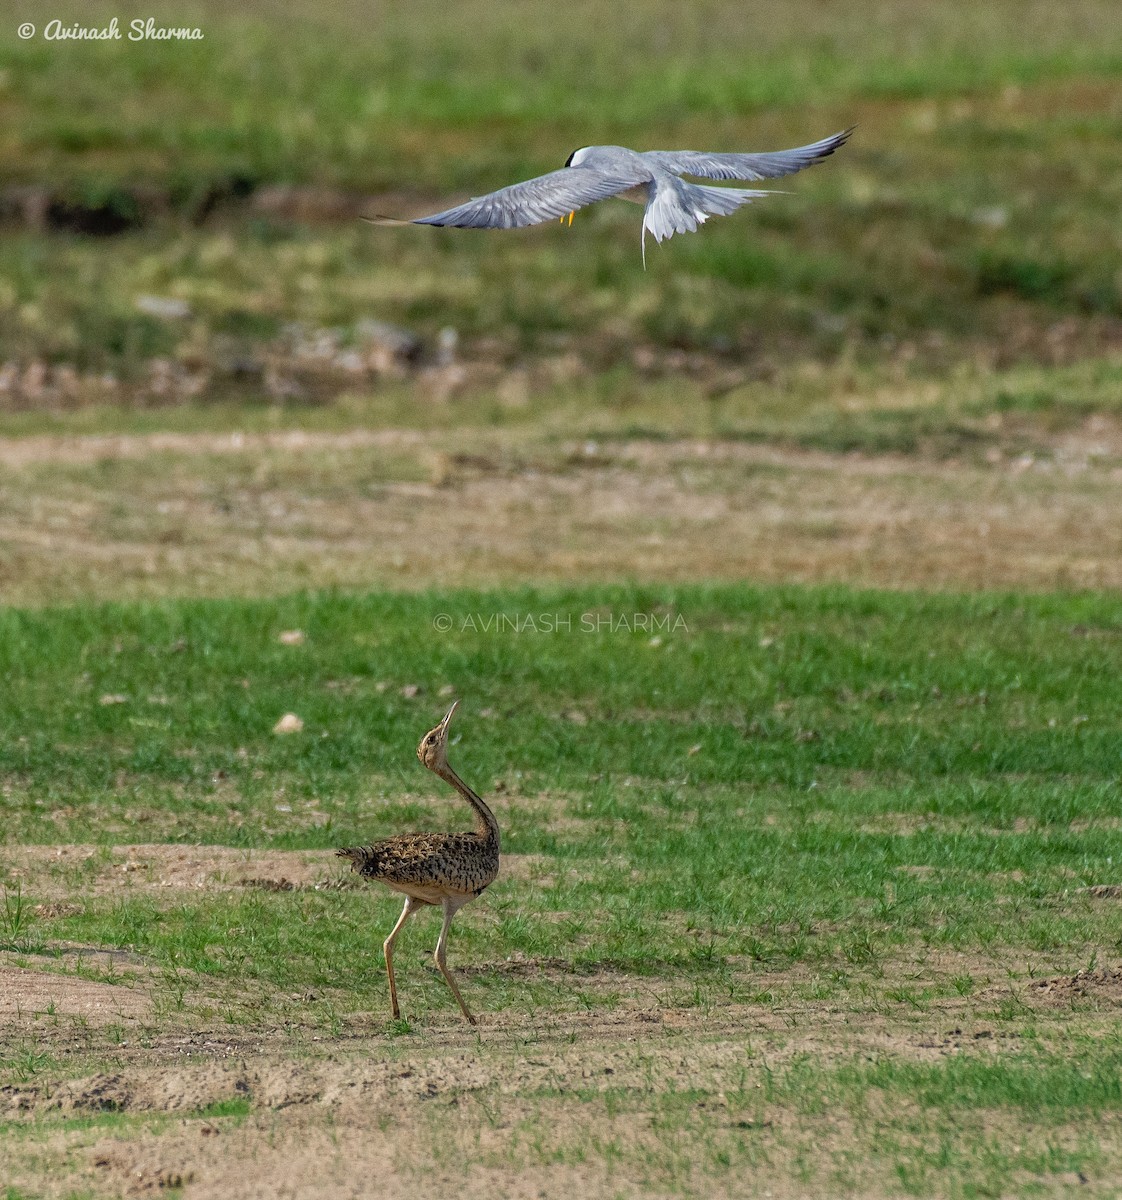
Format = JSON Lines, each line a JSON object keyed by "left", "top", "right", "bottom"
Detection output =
{"left": 2, "top": 1, "right": 1122, "bottom": 1196}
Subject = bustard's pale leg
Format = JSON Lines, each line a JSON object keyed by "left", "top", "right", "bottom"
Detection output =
{"left": 434, "top": 895, "right": 476, "bottom": 1025}
{"left": 383, "top": 895, "right": 419, "bottom": 1020}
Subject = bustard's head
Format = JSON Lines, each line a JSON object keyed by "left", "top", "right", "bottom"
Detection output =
{"left": 417, "top": 701, "right": 458, "bottom": 772}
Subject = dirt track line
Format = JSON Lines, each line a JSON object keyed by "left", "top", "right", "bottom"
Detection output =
{"left": 0, "top": 426, "right": 1005, "bottom": 480}
{"left": 0, "top": 428, "right": 428, "bottom": 468}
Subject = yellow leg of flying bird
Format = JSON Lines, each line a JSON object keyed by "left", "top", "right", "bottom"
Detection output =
{"left": 567, "top": 211, "right": 574, "bottom": 226}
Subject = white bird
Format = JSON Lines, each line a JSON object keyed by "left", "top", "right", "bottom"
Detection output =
{"left": 375, "top": 129, "right": 853, "bottom": 265}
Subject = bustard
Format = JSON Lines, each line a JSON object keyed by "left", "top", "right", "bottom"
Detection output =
{"left": 337, "top": 701, "right": 499, "bottom": 1025}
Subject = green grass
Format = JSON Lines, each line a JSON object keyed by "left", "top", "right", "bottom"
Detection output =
{"left": 4, "top": 0, "right": 1122, "bottom": 192}
{"left": 837, "top": 1049, "right": 1122, "bottom": 1113}
{"left": 2, "top": 583, "right": 1120, "bottom": 1016}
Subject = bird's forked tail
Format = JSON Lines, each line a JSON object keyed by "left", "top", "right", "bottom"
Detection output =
{"left": 640, "top": 176, "right": 775, "bottom": 269}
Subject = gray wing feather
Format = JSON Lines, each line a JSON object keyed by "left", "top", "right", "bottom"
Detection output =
{"left": 644, "top": 128, "right": 853, "bottom": 183}
{"left": 413, "top": 167, "right": 647, "bottom": 229}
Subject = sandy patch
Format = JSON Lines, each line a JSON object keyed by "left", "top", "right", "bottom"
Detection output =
{"left": 6, "top": 430, "right": 1122, "bottom": 605}
{"left": 0, "top": 965, "right": 151, "bottom": 1026}
{"left": 1, "top": 989, "right": 1105, "bottom": 1200}
{"left": 0, "top": 429, "right": 427, "bottom": 471}
{"left": 3, "top": 844, "right": 346, "bottom": 901}
{"left": 0, "top": 996, "right": 1001, "bottom": 1120}
{"left": 77, "top": 1115, "right": 676, "bottom": 1200}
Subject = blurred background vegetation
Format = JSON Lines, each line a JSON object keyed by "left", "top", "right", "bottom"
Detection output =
{"left": 1, "top": 0, "right": 1120, "bottom": 414}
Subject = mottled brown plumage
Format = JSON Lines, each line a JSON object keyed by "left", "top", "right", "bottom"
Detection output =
{"left": 337, "top": 701, "right": 499, "bottom": 1024}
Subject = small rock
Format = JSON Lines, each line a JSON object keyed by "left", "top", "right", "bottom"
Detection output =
{"left": 277, "top": 630, "right": 305, "bottom": 646}
{"left": 971, "top": 206, "right": 1008, "bottom": 229}
{"left": 436, "top": 326, "right": 459, "bottom": 367}
{"left": 273, "top": 713, "right": 304, "bottom": 734}
{"left": 264, "top": 367, "right": 304, "bottom": 400}
{"left": 497, "top": 369, "right": 530, "bottom": 408}
{"left": 99, "top": 694, "right": 128, "bottom": 706}
{"left": 400, "top": 684, "right": 421, "bottom": 699}
{"left": 428, "top": 451, "right": 452, "bottom": 487}
{"left": 22, "top": 361, "right": 47, "bottom": 399}
{"left": 135, "top": 294, "right": 192, "bottom": 320}
{"left": 418, "top": 362, "right": 468, "bottom": 405}
{"left": 354, "top": 318, "right": 422, "bottom": 363}
{"left": 335, "top": 351, "right": 366, "bottom": 374}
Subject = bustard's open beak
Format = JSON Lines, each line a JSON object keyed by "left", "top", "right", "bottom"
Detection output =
{"left": 439, "top": 700, "right": 459, "bottom": 732}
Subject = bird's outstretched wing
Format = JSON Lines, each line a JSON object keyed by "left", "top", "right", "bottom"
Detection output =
{"left": 406, "top": 167, "right": 649, "bottom": 229}
{"left": 643, "top": 128, "right": 854, "bottom": 182}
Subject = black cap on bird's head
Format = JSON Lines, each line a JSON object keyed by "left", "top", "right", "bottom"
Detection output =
{"left": 417, "top": 701, "right": 457, "bottom": 770}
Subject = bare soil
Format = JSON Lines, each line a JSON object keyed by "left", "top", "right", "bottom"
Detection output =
{"left": 4, "top": 426, "right": 1122, "bottom": 605}
{"left": 3, "top": 975, "right": 1117, "bottom": 1199}
{"left": 2, "top": 844, "right": 1120, "bottom": 1198}
{"left": 0, "top": 966, "right": 152, "bottom": 1027}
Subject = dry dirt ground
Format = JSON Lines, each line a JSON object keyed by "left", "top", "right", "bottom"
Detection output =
{"left": 2, "top": 846, "right": 1121, "bottom": 1198}
{"left": 3, "top": 423, "right": 1122, "bottom": 605}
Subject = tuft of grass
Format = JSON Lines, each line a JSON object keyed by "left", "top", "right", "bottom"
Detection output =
{"left": 195, "top": 1096, "right": 251, "bottom": 1119}
{"left": 843, "top": 1051, "right": 1122, "bottom": 1112}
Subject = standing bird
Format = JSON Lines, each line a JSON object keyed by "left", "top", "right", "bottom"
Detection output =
{"left": 372, "top": 128, "right": 853, "bottom": 265}
{"left": 337, "top": 702, "right": 499, "bottom": 1025}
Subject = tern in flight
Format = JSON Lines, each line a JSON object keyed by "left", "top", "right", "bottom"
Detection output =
{"left": 374, "top": 128, "right": 853, "bottom": 265}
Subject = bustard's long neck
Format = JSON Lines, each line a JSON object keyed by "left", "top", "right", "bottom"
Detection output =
{"left": 437, "top": 761, "right": 500, "bottom": 847}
